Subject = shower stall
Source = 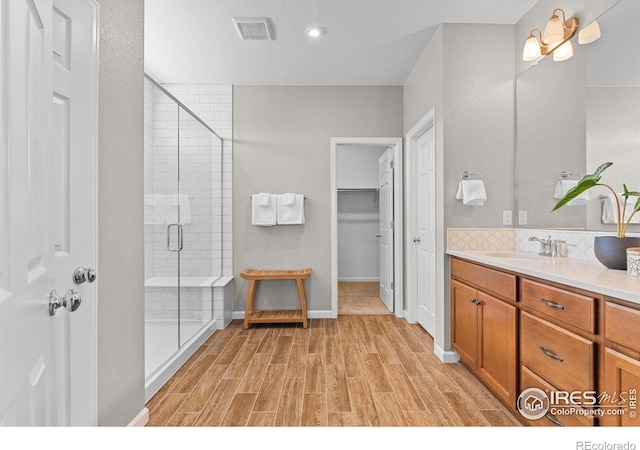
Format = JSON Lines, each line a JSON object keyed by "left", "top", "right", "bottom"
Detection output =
{"left": 143, "top": 75, "right": 227, "bottom": 399}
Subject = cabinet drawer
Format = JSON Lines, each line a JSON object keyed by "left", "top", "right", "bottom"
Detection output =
{"left": 520, "top": 366, "right": 594, "bottom": 427}
{"left": 521, "top": 312, "right": 595, "bottom": 393}
{"left": 521, "top": 279, "right": 596, "bottom": 333}
{"left": 605, "top": 301, "right": 640, "bottom": 353}
{"left": 451, "top": 258, "right": 516, "bottom": 301}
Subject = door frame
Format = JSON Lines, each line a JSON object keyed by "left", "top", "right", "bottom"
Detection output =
{"left": 330, "top": 137, "right": 403, "bottom": 318}
{"left": 405, "top": 108, "right": 443, "bottom": 344}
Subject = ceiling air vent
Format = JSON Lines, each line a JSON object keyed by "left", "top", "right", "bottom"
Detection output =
{"left": 233, "top": 17, "right": 274, "bottom": 41}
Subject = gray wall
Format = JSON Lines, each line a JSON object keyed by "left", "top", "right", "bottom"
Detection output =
{"left": 98, "top": 0, "right": 145, "bottom": 426}
{"left": 443, "top": 24, "right": 515, "bottom": 230}
{"left": 403, "top": 24, "right": 515, "bottom": 353}
{"left": 233, "top": 86, "right": 403, "bottom": 313}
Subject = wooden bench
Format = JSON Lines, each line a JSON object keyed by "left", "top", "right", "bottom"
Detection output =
{"left": 241, "top": 268, "right": 311, "bottom": 329}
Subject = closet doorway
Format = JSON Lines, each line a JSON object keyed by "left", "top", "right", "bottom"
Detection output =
{"left": 330, "top": 138, "right": 403, "bottom": 318}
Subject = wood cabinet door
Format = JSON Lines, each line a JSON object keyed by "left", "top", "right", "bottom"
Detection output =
{"left": 451, "top": 280, "right": 479, "bottom": 369}
{"left": 478, "top": 291, "right": 518, "bottom": 408}
{"left": 601, "top": 348, "right": 640, "bottom": 427}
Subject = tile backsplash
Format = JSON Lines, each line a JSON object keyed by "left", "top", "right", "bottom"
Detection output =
{"left": 447, "top": 228, "right": 515, "bottom": 250}
{"left": 448, "top": 227, "right": 640, "bottom": 262}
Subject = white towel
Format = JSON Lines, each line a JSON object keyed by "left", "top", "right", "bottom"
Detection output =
{"left": 257, "top": 192, "right": 271, "bottom": 207}
{"left": 281, "top": 192, "right": 295, "bottom": 206}
{"left": 252, "top": 193, "right": 276, "bottom": 226}
{"left": 276, "top": 193, "right": 305, "bottom": 225}
{"left": 456, "top": 180, "right": 487, "bottom": 206}
{"left": 553, "top": 180, "right": 589, "bottom": 206}
{"left": 602, "top": 194, "right": 640, "bottom": 224}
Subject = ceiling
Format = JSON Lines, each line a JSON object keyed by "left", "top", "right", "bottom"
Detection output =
{"left": 144, "top": 0, "right": 538, "bottom": 86}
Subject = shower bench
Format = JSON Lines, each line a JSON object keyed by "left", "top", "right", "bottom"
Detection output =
{"left": 241, "top": 268, "right": 311, "bottom": 329}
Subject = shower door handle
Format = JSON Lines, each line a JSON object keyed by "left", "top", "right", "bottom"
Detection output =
{"left": 167, "top": 223, "right": 184, "bottom": 252}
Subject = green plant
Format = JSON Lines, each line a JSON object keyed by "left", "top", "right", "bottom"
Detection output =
{"left": 551, "top": 162, "right": 640, "bottom": 238}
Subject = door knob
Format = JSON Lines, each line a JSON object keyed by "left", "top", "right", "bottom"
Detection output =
{"left": 376, "top": 234, "right": 382, "bottom": 238}
{"left": 73, "top": 266, "right": 96, "bottom": 284}
{"left": 49, "top": 289, "right": 82, "bottom": 316}
{"left": 413, "top": 237, "right": 421, "bottom": 243}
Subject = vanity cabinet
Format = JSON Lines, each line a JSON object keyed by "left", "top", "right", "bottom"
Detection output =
{"left": 451, "top": 259, "right": 518, "bottom": 408}
{"left": 519, "top": 279, "right": 598, "bottom": 427}
{"left": 450, "top": 254, "right": 640, "bottom": 427}
{"left": 601, "top": 301, "right": 640, "bottom": 427}
{"left": 450, "top": 256, "right": 604, "bottom": 426}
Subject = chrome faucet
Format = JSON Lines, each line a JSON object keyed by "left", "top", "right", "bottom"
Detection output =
{"left": 529, "top": 235, "right": 554, "bottom": 256}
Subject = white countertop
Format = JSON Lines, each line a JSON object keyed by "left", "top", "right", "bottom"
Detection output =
{"left": 447, "top": 249, "right": 640, "bottom": 305}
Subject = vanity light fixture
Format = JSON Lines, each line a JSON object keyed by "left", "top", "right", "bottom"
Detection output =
{"left": 522, "top": 8, "right": 579, "bottom": 62}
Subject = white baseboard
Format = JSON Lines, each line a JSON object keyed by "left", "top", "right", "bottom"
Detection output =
{"left": 128, "top": 407, "right": 149, "bottom": 427}
{"left": 435, "top": 344, "right": 460, "bottom": 363}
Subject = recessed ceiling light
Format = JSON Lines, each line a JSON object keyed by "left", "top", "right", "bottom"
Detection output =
{"left": 306, "top": 27, "right": 323, "bottom": 38}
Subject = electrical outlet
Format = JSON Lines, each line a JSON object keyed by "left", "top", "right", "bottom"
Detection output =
{"left": 502, "top": 210, "right": 512, "bottom": 226}
{"left": 518, "top": 210, "right": 528, "bottom": 226}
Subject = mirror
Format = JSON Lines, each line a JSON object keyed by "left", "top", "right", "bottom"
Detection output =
{"left": 516, "top": 0, "right": 640, "bottom": 231}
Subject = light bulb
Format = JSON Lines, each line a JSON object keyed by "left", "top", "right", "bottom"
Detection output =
{"left": 306, "top": 27, "right": 322, "bottom": 38}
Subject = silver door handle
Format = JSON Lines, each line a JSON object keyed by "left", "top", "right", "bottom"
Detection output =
{"left": 49, "top": 289, "right": 82, "bottom": 316}
{"left": 73, "top": 266, "right": 96, "bottom": 284}
{"left": 167, "top": 223, "right": 184, "bottom": 252}
{"left": 413, "top": 237, "right": 421, "bottom": 243}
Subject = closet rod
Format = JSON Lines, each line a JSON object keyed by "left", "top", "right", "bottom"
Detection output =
{"left": 337, "top": 188, "right": 379, "bottom": 192}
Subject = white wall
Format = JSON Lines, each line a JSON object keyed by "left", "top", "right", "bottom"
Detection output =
{"left": 336, "top": 145, "right": 386, "bottom": 189}
{"left": 337, "top": 191, "right": 380, "bottom": 281}
{"left": 336, "top": 144, "right": 386, "bottom": 281}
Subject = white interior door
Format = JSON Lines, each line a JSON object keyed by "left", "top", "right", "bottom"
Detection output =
{"left": 378, "top": 148, "right": 394, "bottom": 312}
{"left": 0, "top": 0, "right": 98, "bottom": 426}
{"left": 414, "top": 126, "right": 436, "bottom": 335}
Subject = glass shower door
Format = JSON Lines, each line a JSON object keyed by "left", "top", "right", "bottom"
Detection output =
{"left": 177, "top": 106, "right": 216, "bottom": 347}
{"left": 144, "top": 79, "right": 181, "bottom": 378}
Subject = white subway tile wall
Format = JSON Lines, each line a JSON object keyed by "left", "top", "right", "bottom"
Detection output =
{"left": 143, "top": 79, "right": 233, "bottom": 326}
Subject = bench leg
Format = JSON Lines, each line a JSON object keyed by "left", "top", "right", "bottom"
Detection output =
{"left": 296, "top": 278, "right": 308, "bottom": 329}
{"left": 244, "top": 279, "right": 258, "bottom": 330}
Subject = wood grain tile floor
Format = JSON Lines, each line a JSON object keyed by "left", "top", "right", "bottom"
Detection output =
{"left": 145, "top": 316, "right": 518, "bottom": 427}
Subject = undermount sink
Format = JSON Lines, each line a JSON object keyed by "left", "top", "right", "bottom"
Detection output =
{"left": 485, "top": 252, "right": 541, "bottom": 261}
